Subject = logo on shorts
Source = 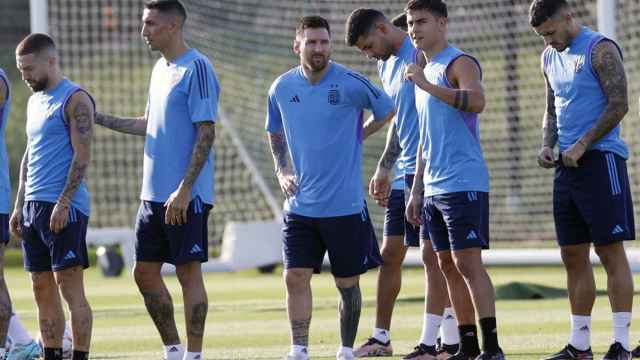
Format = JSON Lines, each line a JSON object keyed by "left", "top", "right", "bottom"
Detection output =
{"left": 190, "top": 244, "right": 203, "bottom": 254}
{"left": 611, "top": 225, "right": 625, "bottom": 235}
{"left": 63, "top": 251, "right": 76, "bottom": 260}
{"left": 466, "top": 230, "right": 478, "bottom": 240}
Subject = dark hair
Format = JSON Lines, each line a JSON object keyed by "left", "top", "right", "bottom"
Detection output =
{"left": 404, "top": 0, "right": 448, "bottom": 19}
{"left": 16, "top": 33, "right": 56, "bottom": 56}
{"left": 145, "top": 0, "right": 187, "bottom": 24}
{"left": 529, "top": 0, "right": 569, "bottom": 27}
{"left": 345, "top": 8, "right": 386, "bottom": 46}
{"left": 296, "top": 16, "right": 331, "bottom": 37}
{"left": 391, "top": 13, "right": 408, "bottom": 31}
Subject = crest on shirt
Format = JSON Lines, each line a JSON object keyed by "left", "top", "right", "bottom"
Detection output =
{"left": 574, "top": 56, "right": 585, "bottom": 74}
{"left": 328, "top": 84, "right": 340, "bottom": 105}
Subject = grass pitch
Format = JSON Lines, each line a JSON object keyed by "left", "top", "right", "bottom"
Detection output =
{"left": 5, "top": 259, "right": 640, "bottom": 359}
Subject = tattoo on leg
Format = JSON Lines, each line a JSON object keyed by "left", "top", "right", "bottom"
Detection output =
{"left": 338, "top": 284, "right": 362, "bottom": 348}
{"left": 40, "top": 319, "right": 59, "bottom": 343}
{"left": 187, "top": 302, "right": 208, "bottom": 338}
{"left": 141, "top": 290, "right": 180, "bottom": 345}
{"left": 291, "top": 317, "right": 311, "bottom": 347}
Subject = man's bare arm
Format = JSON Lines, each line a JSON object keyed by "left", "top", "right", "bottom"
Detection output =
{"left": 579, "top": 40, "right": 628, "bottom": 147}
{"left": 181, "top": 122, "right": 215, "bottom": 188}
{"left": 542, "top": 73, "right": 558, "bottom": 149}
{"left": 378, "top": 122, "right": 401, "bottom": 171}
{"left": 95, "top": 112, "right": 147, "bottom": 136}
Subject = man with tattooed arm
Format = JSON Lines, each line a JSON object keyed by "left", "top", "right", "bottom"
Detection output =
{"left": 93, "top": 1, "right": 218, "bottom": 359}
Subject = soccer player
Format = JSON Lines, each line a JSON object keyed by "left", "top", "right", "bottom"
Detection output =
{"left": 93, "top": 1, "right": 217, "bottom": 359}
{"left": 0, "top": 69, "right": 42, "bottom": 360}
{"left": 11, "top": 33, "right": 94, "bottom": 360}
{"left": 530, "top": 1, "right": 634, "bottom": 359}
{"left": 403, "top": 0, "right": 504, "bottom": 359}
{"left": 345, "top": 8, "right": 460, "bottom": 359}
{"left": 266, "top": 15, "right": 395, "bottom": 360}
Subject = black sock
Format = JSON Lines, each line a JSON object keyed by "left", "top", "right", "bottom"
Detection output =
{"left": 479, "top": 317, "right": 500, "bottom": 353}
{"left": 44, "top": 348, "right": 63, "bottom": 360}
{"left": 458, "top": 324, "right": 481, "bottom": 356}
{"left": 72, "top": 350, "right": 89, "bottom": 360}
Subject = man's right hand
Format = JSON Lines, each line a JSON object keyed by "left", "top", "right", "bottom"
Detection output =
{"left": 369, "top": 168, "right": 392, "bottom": 207}
{"left": 277, "top": 168, "right": 298, "bottom": 198}
{"left": 537, "top": 146, "right": 555, "bottom": 169}
{"left": 9, "top": 208, "right": 22, "bottom": 239}
{"left": 405, "top": 192, "right": 422, "bottom": 227}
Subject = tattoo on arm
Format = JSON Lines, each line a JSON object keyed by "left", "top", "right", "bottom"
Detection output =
{"left": 95, "top": 112, "right": 147, "bottom": 136}
{"left": 291, "top": 317, "right": 311, "bottom": 347}
{"left": 542, "top": 74, "right": 558, "bottom": 148}
{"left": 268, "top": 130, "right": 289, "bottom": 173}
{"left": 453, "top": 90, "right": 470, "bottom": 112}
{"left": 182, "top": 122, "right": 215, "bottom": 188}
{"left": 60, "top": 97, "right": 93, "bottom": 204}
{"left": 379, "top": 124, "right": 401, "bottom": 170}
{"left": 583, "top": 40, "right": 629, "bottom": 145}
{"left": 15, "top": 145, "right": 29, "bottom": 209}
{"left": 140, "top": 290, "right": 180, "bottom": 344}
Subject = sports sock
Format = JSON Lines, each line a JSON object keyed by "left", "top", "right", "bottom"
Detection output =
{"left": 164, "top": 344, "right": 184, "bottom": 360}
{"left": 420, "top": 313, "right": 442, "bottom": 346}
{"left": 183, "top": 351, "right": 203, "bottom": 360}
{"left": 44, "top": 347, "right": 63, "bottom": 360}
{"left": 479, "top": 317, "right": 500, "bottom": 353}
{"left": 372, "top": 327, "right": 390, "bottom": 343}
{"left": 72, "top": 350, "right": 89, "bottom": 360}
{"left": 458, "top": 324, "right": 480, "bottom": 356}
{"left": 441, "top": 307, "right": 460, "bottom": 345}
{"left": 613, "top": 312, "right": 631, "bottom": 351}
{"left": 290, "top": 345, "right": 308, "bottom": 355}
{"left": 569, "top": 314, "right": 591, "bottom": 351}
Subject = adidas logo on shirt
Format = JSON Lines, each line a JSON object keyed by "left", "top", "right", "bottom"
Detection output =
{"left": 466, "top": 230, "right": 478, "bottom": 240}
{"left": 611, "top": 225, "right": 624, "bottom": 235}
{"left": 190, "top": 244, "right": 203, "bottom": 254}
{"left": 63, "top": 251, "right": 76, "bottom": 260}
{"left": 290, "top": 95, "right": 300, "bottom": 103}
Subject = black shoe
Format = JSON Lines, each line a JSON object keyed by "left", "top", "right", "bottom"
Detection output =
{"left": 542, "top": 344, "right": 593, "bottom": 360}
{"left": 403, "top": 343, "right": 437, "bottom": 359}
{"left": 475, "top": 349, "right": 505, "bottom": 360}
{"left": 438, "top": 343, "right": 460, "bottom": 358}
{"left": 602, "top": 342, "right": 631, "bottom": 360}
{"left": 446, "top": 352, "right": 477, "bottom": 360}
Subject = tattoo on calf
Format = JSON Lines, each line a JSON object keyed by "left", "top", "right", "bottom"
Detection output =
{"left": 140, "top": 290, "right": 180, "bottom": 344}
{"left": 188, "top": 302, "right": 208, "bottom": 338}
{"left": 291, "top": 317, "right": 311, "bottom": 347}
{"left": 338, "top": 284, "right": 362, "bottom": 348}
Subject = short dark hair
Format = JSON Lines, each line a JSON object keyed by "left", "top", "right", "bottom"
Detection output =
{"left": 145, "top": 0, "right": 187, "bottom": 24}
{"left": 391, "top": 13, "right": 408, "bottom": 32}
{"left": 404, "top": 0, "right": 448, "bottom": 19}
{"left": 296, "top": 16, "right": 331, "bottom": 37}
{"left": 529, "top": 0, "right": 569, "bottom": 27}
{"left": 16, "top": 33, "right": 56, "bottom": 56}
{"left": 345, "top": 8, "right": 386, "bottom": 46}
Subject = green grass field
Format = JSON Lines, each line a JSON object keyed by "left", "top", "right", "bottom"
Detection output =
{"left": 4, "top": 255, "right": 640, "bottom": 359}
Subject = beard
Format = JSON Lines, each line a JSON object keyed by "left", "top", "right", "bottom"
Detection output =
{"left": 26, "top": 78, "right": 48, "bottom": 92}
{"left": 305, "top": 53, "right": 329, "bottom": 72}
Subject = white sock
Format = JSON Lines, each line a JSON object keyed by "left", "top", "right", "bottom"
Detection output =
{"left": 8, "top": 313, "right": 33, "bottom": 346}
{"left": 441, "top": 307, "right": 460, "bottom": 345}
{"left": 372, "top": 327, "right": 390, "bottom": 343}
{"left": 164, "top": 344, "right": 184, "bottom": 360}
{"left": 337, "top": 346, "right": 353, "bottom": 357}
{"left": 569, "top": 314, "right": 591, "bottom": 351}
{"left": 613, "top": 312, "right": 631, "bottom": 351}
{"left": 183, "top": 352, "right": 203, "bottom": 360}
{"left": 0, "top": 349, "right": 5, "bottom": 357}
{"left": 420, "top": 313, "right": 443, "bottom": 347}
{"left": 290, "top": 345, "right": 308, "bottom": 355}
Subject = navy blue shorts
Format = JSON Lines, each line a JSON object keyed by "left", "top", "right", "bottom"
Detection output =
{"left": 282, "top": 206, "right": 382, "bottom": 278}
{"left": 21, "top": 201, "right": 89, "bottom": 272}
{"left": 135, "top": 198, "right": 212, "bottom": 265}
{"left": 0, "top": 214, "right": 8, "bottom": 244}
{"left": 383, "top": 174, "right": 426, "bottom": 247}
{"left": 554, "top": 151, "right": 635, "bottom": 247}
{"left": 424, "top": 191, "right": 489, "bottom": 252}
